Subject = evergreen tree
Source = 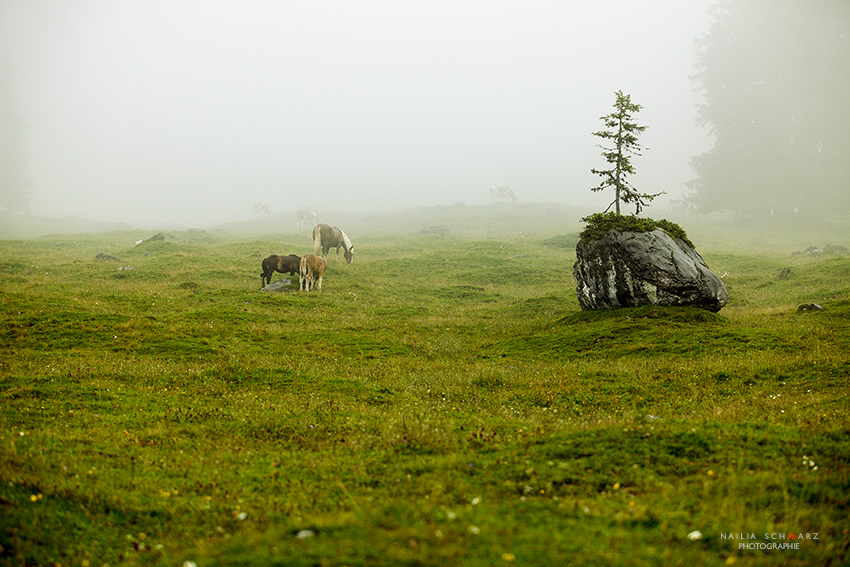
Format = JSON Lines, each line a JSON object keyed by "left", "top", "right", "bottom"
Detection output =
{"left": 688, "top": 0, "right": 850, "bottom": 223}
{"left": 591, "top": 90, "right": 660, "bottom": 215}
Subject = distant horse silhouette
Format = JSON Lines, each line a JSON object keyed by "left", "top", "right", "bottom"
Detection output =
{"left": 261, "top": 254, "right": 301, "bottom": 287}
{"left": 312, "top": 224, "right": 353, "bottom": 263}
{"left": 489, "top": 185, "right": 516, "bottom": 204}
{"left": 299, "top": 254, "right": 326, "bottom": 291}
{"left": 251, "top": 202, "right": 271, "bottom": 217}
{"left": 669, "top": 198, "right": 695, "bottom": 220}
{"left": 295, "top": 208, "right": 319, "bottom": 229}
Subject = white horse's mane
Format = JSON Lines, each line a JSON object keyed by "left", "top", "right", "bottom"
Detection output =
{"left": 340, "top": 230, "right": 353, "bottom": 252}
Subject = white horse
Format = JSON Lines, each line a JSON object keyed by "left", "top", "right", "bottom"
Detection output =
{"left": 312, "top": 224, "right": 353, "bottom": 263}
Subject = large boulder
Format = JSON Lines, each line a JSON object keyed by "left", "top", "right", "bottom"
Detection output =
{"left": 574, "top": 228, "right": 728, "bottom": 312}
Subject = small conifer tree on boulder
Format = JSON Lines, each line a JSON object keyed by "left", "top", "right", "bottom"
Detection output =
{"left": 574, "top": 92, "right": 728, "bottom": 312}
{"left": 591, "top": 90, "right": 662, "bottom": 215}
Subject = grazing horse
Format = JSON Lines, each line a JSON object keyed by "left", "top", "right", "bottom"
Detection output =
{"left": 299, "top": 254, "right": 326, "bottom": 291}
{"left": 261, "top": 254, "right": 301, "bottom": 287}
{"left": 669, "top": 198, "right": 695, "bottom": 220}
{"left": 489, "top": 185, "right": 517, "bottom": 204}
{"left": 251, "top": 202, "right": 271, "bottom": 217}
{"left": 312, "top": 223, "right": 354, "bottom": 263}
{"left": 295, "top": 208, "right": 319, "bottom": 229}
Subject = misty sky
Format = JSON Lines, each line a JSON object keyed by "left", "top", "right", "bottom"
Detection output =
{"left": 1, "top": 0, "right": 714, "bottom": 227}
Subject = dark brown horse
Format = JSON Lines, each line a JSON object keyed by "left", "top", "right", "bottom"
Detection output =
{"left": 261, "top": 254, "right": 301, "bottom": 287}
{"left": 312, "top": 224, "right": 353, "bottom": 263}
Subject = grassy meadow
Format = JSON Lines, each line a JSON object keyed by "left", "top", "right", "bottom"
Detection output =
{"left": 1, "top": 204, "right": 848, "bottom": 566}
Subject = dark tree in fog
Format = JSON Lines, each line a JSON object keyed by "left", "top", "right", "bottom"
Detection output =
{"left": 591, "top": 90, "right": 660, "bottom": 215}
{"left": 688, "top": 0, "right": 850, "bottom": 223}
{"left": 0, "top": 60, "right": 34, "bottom": 214}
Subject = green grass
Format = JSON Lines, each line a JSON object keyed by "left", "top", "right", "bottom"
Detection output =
{"left": 1, "top": 208, "right": 848, "bottom": 566}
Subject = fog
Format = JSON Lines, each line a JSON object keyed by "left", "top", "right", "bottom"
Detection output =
{"left": 1, "top": 0, "right": 713, "bottom": 228}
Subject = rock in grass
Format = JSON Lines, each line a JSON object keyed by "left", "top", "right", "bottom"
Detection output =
{"left": 574, "top": 228, "right": 728, "bottom": 313}
{"left": 824, "top": 243, "right": 850, "bottom": 256}
{"left": 261, "top": 279, "right": 295, "bottom": 292}
{"left": 95, "top": 252, "right": 120, "bottom": 262}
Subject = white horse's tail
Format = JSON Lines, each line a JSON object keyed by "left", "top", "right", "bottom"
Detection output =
{"left": 312, "top": 224, "right": 322, "bottom": 256}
